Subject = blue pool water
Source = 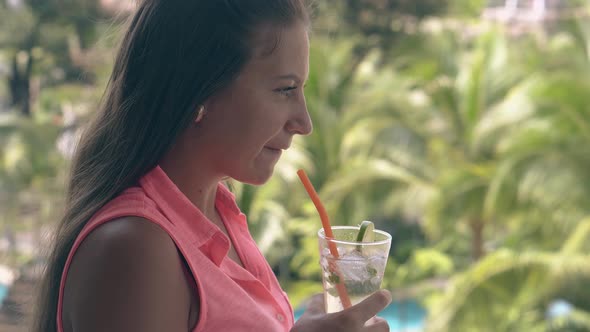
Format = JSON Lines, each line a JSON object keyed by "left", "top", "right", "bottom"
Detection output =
{"left": 294, "top": 299, "right": 426, "bottom": 331}
{"left": 0, "top": 284, "right": 7, "bottom": 305}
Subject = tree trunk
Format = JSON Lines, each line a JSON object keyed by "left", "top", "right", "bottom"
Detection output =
{"left": 8, "top": 51, "right": 33, "bottom": 117}
{"left": 8, "top": 24, "right": 39, "bottom": 117}
{"left": 469, "top": 218, "right": 485, "bottom": 261}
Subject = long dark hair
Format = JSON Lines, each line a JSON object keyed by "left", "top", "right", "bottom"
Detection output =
{"left": 31, "top": 1, "right": 310, "bottom": 331}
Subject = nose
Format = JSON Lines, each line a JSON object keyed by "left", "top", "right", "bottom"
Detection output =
{"left": 286, "top": 100, "right": 313, "bottom": 136}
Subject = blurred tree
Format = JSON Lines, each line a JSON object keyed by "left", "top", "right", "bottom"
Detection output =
{"left": 0, "top": 0, "right": 105, "bottom": 116}
{"left": 0, "top": 0, "right": 117, "bottom": 268}
{"left": 0, "top": 111, "right": 65, "bottom": 266}
{"left": 426, "top": 222, "right": 590, "bottom": 332}
{"left": 297, "top": 15, "right": 590, "bottom": 294}
{"left": 311, "top": 0, "right": 453, "bottom": 80}
{"left": 418, "top": 17, "right": 590, "bottom": 331}
{"left": 314, "top": 25, "right": 530, "bottom": 263}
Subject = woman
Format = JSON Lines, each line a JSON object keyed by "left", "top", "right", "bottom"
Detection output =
{"left": 32, "top": 1, "right": 392, "bottom": 331}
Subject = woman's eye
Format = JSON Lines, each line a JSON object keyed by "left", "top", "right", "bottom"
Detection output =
{"left": 277, "top": 86, "right": 298, "bottom": 96}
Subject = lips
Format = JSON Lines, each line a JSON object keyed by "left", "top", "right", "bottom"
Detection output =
{"left": 264, "top": 147, "right": 282, "bottom": 156}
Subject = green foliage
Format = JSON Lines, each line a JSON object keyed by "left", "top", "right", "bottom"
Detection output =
{"left": 234, "top": 10, "right": 590, "bottom": 328}
{"left": 426, "top": 248, "right": 590, "bottom": 332}
{"left": 3, "top": 2, "right": 590, "bottom": 331}
{"left": 282, "top": 280, "right": 324, "bottom": 309}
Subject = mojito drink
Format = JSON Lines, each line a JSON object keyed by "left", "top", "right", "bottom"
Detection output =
{"left": 318, "top": 225, "right": 391, "bottom": 313}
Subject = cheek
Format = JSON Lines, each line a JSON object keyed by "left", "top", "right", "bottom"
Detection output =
{"left": 224, "top": 106, "right": 284, "bottom": 142}
{"left": 206, "top": 91, "right": 286, "bottom": 152}
{"left": 206, "top": 116, "right": 267, "bottom": 161}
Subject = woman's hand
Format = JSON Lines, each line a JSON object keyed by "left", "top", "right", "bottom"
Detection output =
{"left": 291, "top": 290, "right": 392, "bottom": 332}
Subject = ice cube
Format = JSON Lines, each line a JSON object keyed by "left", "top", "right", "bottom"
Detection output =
{"left": 368, "top": 255, "right": 387, "bottom": 275}
{"left": 336, "top": 251, "right": 372, "bottom": 281}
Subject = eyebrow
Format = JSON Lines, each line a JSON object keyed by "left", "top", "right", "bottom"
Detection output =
{"left": 274, "top": 74, "right": 304, "bottom": 83}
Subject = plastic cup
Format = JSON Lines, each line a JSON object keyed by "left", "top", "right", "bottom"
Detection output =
{"left": 318, "top": 225, "right": 392, "bottom": 313}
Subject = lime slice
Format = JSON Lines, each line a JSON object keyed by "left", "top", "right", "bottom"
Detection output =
{"left": 356, "top": 220, "right": 375, "bottom": 243}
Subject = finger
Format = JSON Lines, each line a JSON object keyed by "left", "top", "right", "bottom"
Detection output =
{"left": 362, "top": 317, "right": 389, "bottom": 332}
{"left": 300, "top": 293, "right": 325, "bottom": 317}
{"left": 365, "top": 316, "right": 387, "bottom": 326}
{"left": 346, "top": 290, "right": 392, "bottom": 322}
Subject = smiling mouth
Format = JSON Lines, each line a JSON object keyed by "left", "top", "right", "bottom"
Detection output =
{"left": 264, "top": 147, "right": 281, "bottom": 154}
{"left": 263, "top": 147, "right": 283, "bottom": 158}
{"left": 265, "top": 144, "right": 290, "bottom": 151}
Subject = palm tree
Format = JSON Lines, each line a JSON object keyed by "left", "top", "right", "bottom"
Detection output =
{"left": 420, "top": 17, "right": 590, "bottom": 331}
{"left": 426, "top": 219, "right": 590, "bottom": 332}
{"left": 318, "top": 23, "right": 539, "bottom": 263}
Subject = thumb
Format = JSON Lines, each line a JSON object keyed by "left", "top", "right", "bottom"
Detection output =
{"left": 344, "top": 290, "right": 392, "bottom": 323}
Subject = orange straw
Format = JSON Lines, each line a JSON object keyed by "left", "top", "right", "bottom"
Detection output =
{"left": 297, "top": 169, "right": 352, "bottom": 309}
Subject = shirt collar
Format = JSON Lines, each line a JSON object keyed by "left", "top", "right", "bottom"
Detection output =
{"left": 139, "top": 165, "right": 242, "bottom": 265}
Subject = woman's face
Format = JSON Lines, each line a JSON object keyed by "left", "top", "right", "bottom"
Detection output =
{"left": 193, "top": 22, "right": 312, "bottom": 185}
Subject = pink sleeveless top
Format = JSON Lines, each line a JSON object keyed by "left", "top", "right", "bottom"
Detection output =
{"left": 57, "top": 166, "right": 294, "bottom": 331}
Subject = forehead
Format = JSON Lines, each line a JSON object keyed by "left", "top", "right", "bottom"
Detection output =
{"left": 242, "top": 22, "right": 310, "bottom": 80}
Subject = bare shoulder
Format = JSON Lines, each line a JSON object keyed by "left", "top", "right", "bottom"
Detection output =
{"left": 62, "top": 216, "right": 193, "bottom": 332}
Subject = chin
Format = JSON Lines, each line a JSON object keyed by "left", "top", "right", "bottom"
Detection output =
{"left": 245, "top": 174, "right": 273, "bottom": 186}
{"left": 235, "top": 169, "right": 274, "bottom": 186}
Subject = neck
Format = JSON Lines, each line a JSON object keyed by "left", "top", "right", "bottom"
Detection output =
{"left": 159, "top": 152, "right": 222, "bottom": 221}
